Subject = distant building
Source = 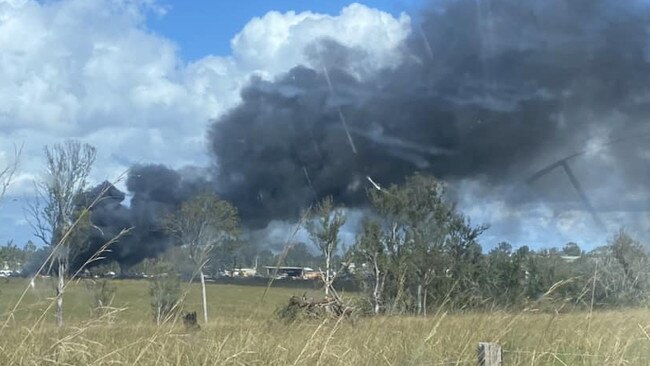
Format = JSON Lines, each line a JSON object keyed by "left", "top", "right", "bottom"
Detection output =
{"left": 1, "top": 260, "right": 21, "bottom": 274}
{"left": 231, "top": 268, "right": 258, "bottom": 277}
{"left": 560, "top": 255, "right": 581, "bottom": 263}
{"left": 263, "top": 266, "right": 318, "bottom": 280}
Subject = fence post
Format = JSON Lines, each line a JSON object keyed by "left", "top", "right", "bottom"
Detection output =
{"left": 477, "top": 342, "right": 502, "bottom": 366}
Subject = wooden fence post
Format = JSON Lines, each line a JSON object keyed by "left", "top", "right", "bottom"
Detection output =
{"left": 477, "top": 342, "right": 502, "bottom": 366}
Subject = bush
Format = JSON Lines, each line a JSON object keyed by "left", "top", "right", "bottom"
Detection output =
{"left": 85, "top": 279, "right": 117, "bottom": 320}
{"left": 276, "top": 294, "right": 354, "bottom": 323}
{"left": 149, "top": 272, "right": 181, "bottom": 325}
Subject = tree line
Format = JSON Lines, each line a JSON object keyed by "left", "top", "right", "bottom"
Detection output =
{"left": 1, "top": 140, "right": 649, "bottom": 326}
{"left": 318, "top": 174, "right": 649, "bottom": 314}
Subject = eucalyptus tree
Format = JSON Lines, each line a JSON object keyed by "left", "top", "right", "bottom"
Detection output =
{"left": 165, "top": 190, "right": 239, "bottom": 324}
{"left": 353, "top": 219, "right": 387, "bottom": 314}
{"left": 305, "top": 196, "right": 346, "bottom": 297}
{"left": 28, "top": 140, "right": 96, "bottom": 327}
{"left": 363, "top": 173, "right": 486, "bottom": 315}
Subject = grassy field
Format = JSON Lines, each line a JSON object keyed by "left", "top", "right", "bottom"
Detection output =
{"left": 0, "top": 277, "right": 322, "bottom": 324}
{"left": 1, "top": 278, "right": 650, "bottom": 365}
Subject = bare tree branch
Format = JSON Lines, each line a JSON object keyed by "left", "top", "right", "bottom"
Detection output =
{"left": 26, "top": 140, "right": 97, "bottom": 327}
{"left": 0, "top": 143, "right": 23, "bottom": 202}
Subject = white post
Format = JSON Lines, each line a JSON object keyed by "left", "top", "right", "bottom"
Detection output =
{"left": 477, "top": 342, "right": 502, "bottom": 366}
{"left": 200, "top": 270, "right": 208, "bottom": 324}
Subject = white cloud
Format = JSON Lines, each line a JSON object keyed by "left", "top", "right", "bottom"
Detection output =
{"left": 0, "top": 0, "right": 410, "bottom": 192}
{"left": 0, "top": 0, "right": 411, "bottom": 243}
{"left": 231, "top": 3, "right": 410, "bottom": 77}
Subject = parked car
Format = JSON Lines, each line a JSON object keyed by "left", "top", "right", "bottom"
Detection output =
{"left": 0, "top": 270, "right": 12, "bottom": 277}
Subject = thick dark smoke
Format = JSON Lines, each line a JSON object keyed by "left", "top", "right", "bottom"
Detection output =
{"left": 209, "top": 0, "right": 650, "bottom": 228}
{"left": 71, "top": 165, "right": 211, "bottom": 270}
{"left": 76, "top": 0, "right": 650, "bottom": 268}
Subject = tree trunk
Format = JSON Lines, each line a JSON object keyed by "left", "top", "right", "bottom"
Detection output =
{"left": 392, "top": 271, "right": 406, "bottom": 314}
{"left": 373, "top": 297, "right": 380, "bottom": 314}
{"left": 56, "top": 257, "right": 65, "bottom": 327}
{"left": 423, "top": 288, "right": 428, "bottom": 317}
{"left": 417, "top": 284, "right": 423, "bottom": 316}
{"left": 373, "top": 261, "right": 381, "bottom": 314}
{"left": 324, "top": 254, "right": 331, "bottom": 296}
{"left": 200, "top": 269, "right": 208, "bottom": 324}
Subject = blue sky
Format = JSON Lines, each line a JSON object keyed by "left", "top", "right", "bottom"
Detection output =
{"left": 148, "top": 0, "right": 423, "bottom": 60}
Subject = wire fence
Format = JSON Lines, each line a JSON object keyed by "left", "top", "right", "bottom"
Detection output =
{"left": 430, "top": 360, "right": 473, "bottom": 366}
{"left": 503, "top": 348, "right": 606, "bottom": 358}
{"left": 388, "top": 347, "right": 640, "bottom": 366}
{"left": 504, "top": 348, "right": 650, "bottom": 363}
{"left": 434, "top": 342, "right": 650, "bottom": 366}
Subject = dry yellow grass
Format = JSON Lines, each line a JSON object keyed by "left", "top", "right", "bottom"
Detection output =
{"left": 1, "top": 278, "right": 649, "bottom": 365}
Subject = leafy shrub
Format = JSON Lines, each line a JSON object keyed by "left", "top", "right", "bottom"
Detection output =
{"left": 149, "top": 271, "right": 181, "bottom": 325}
{"left": 85, "top": 279, "right": 117, "bottom": 319}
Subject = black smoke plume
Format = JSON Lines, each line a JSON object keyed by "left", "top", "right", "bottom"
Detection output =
{"left": 75, "top": 0, "right": 650, "bottom": 268}
{"left": 209, "top": 0, "right": 650, "bottom": 228}
{"left": 71, "top": 165, "right": 210, "bottom": 270}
